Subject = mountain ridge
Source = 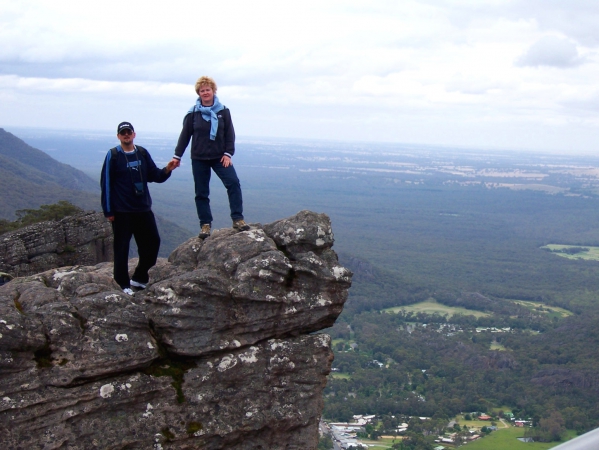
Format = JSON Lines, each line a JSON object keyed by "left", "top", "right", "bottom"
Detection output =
{"left": 0, "top": 128, "right": 99, "bottom": 219}
{"left": 0, "top": 128, "right": 192, "bottom": 256}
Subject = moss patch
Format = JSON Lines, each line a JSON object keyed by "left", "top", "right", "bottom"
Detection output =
{"left": 14, "top": 297, "right": 24, "bottom": 313}
{"left": 161, "top": 427, "right": 175, "bottom": 441}
{"left": 143, "top": 357, "right": 197, "bottom": 404}
{"left": 187, "top": 421, "right": 203, "bottom": 435}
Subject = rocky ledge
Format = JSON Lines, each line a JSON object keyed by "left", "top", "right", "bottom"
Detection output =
{"left": 0, "top": 211, "right": 113, "bottom": 278}
{"left": 0, "top": 210, "right": 351, "bottom": 449}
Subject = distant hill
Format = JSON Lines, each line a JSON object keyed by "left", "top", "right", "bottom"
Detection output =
{"left": 0, "top": 128, "right": 99, "bottom": 218}
{"left": 0, "top": 129, "right": 98, "bottom": 193}
{"left": 0, "top": 128, "right": 192, "bottom": 256}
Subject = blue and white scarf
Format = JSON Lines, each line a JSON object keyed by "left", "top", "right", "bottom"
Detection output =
{"left": 187, "top": 96, "right": 225, "bottom": 140}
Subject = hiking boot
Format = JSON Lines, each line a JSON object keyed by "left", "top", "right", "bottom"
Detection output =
{"left": 130, "top": 280, "right": 147, "bottom": 289}
{"left": 199, "top": 223, "right": 211, "bottom": 239}
{"left": 122, "top": 287, "right": 134, "bottom": 296}
{"left": 232, "top": 219, "right": 250, "bottom": 231}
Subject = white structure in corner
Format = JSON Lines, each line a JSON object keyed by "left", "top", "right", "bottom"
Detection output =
{"left": 352, "top": 414, "right": 376, "bottom": 425}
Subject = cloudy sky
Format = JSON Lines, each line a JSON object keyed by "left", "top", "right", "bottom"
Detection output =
{"left": 2, "top": 0, "right": 599, "bottom": 153}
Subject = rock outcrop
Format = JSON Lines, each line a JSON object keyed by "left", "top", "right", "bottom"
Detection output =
{"left": 531, "top": 368, "right": 599, "bottom": 392}
{"left": 0, "top": 211, "right": 112, "bottom": 278}
{"left": 0, "top": 210, "right": 351, "bottom": 449}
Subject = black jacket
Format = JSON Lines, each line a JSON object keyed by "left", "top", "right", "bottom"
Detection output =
{"left": 174, "top": 107, "right": 235, "bottom": 160}
{"left": 100, "top": 145, "right": 171, "bottom": 217}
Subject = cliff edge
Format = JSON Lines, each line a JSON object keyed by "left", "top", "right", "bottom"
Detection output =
{"left": 0, "top": 211, "right": 113, "bottom": 277}
{"left": 0, "top": 210, "right": 351, "bottom": 449}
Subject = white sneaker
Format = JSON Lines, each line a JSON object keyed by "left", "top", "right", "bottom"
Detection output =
{"left": 130, "top": 280, "right": 147, "bottom": 289}
{"left": 122, "top": 287, "right": 134, "bottom": 295}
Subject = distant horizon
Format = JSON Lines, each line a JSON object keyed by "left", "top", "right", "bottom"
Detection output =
{"left": 4, "top": 3, "right": 599, "bottom": 156}
{"left": 4, "top": 125, "right": 597, "bottom": 158}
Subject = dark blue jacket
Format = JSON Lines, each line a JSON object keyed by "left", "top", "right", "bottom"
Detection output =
{"left": 100, "top": 145, "right": 170, "bottom": 217}
{"left": 174, "top": 106, "right": 235, "bottom": 160}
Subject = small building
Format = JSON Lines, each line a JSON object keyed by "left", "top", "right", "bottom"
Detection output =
{"left": 339, "top": 438, "right": 366, "bottom": 449}
{"left": 478, "top": 414, "right": 492, "bottom": 421}
{"left": 351, "top": 414, "right": 375, "bottom": 426}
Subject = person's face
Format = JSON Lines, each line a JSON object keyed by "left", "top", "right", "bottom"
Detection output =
{"left": 117, "top": 128, "right": 135, "bottom": 145}
{"left": 198, "top": 85, "right": 215, "bottom": 105}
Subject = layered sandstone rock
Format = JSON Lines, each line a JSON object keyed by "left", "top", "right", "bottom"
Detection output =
{"left": 0, "top": 210, "right": 351, "bottom": 449}
{"left": 0, "top": 211, "right": 112, "bottom": 277}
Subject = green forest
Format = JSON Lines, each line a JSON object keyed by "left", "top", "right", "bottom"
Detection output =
{"left": 318, "top": 182, "right": 599, "bottom": 442}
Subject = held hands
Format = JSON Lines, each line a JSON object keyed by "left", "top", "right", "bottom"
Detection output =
{"left": 165, "top": 156, "right": 230, "bottom": 171}
{"left": 166, "top": 158, "right": 180, "bottom": 173}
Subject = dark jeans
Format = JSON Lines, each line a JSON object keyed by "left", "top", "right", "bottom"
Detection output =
{"left": 111, "top": 211, "right": 160, "bottom": 289}
{"left": 192, "top": 158, "right": 244, "bottom": 225}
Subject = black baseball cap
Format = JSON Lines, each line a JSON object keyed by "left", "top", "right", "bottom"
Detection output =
{"left": 117, "top": 122, "right": 134, "bottom": 133}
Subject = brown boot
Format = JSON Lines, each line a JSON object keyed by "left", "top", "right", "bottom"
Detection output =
{"left": 198, "top": 223, "right": 211, "bottom": 239}
{"left": 232, "top": 219, "right": 250, "bottom": 231}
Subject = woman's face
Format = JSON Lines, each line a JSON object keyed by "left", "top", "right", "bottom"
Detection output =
{"left": 199, "top": 85, "right": 215, "bottom": 106}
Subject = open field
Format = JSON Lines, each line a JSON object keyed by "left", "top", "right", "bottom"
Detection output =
{"left": 490, "top": 406, "right": 512, "bottom": 412}
{"left": 490, "top": 341, "right": 507, "bottom": 351}
{"left": 464, "top": 426, "right": 575, "bottom": 450}
{"left": 343, "top": 428, "right": 575, "bottom": 450}
{"left": 384, "top": 299, "right": 490, "bottom": 318}
{"left": 510, "top": 299, "right": 573, "bottom": 318}
{"left": 329, "top": 372, "right": 351, "bottom": 380}
{"left": 494, "top": 183, "right": 567, "bottom": 194}
{"left": 542, "top": 244, "right": 599, "bottom": 262}
{"left": 360, "top": 436, "right": 397, "bottom": 448}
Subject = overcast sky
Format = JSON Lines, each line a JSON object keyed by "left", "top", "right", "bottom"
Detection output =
{"left": 2, "top": 0, "right": 599, "bottom": 153}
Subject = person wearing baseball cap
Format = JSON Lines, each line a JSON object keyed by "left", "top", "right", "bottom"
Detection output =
{"left": 117, "top": 122, "right": 134, "bottom": 134}
{"left": 101, "top": 122, "right": 177, "bottom": 295}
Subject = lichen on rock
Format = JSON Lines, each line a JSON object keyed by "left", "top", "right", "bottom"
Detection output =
{"left": 0, "top": 210, "right": 351, "bottom": 449}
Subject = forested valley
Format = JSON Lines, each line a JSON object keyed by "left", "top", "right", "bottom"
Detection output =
{"left": 320, "top": 178, "right": 599, "bottom": 437}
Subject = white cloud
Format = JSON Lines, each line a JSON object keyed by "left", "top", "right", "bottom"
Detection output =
{"left": 1, "top": 1, "right": 599, "bottom": 152}
{"left": 516, "top": 35, "right": 586, "bottom": 68}
{"left": 0, "top": 75, "right": 189, "bottom": 96}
